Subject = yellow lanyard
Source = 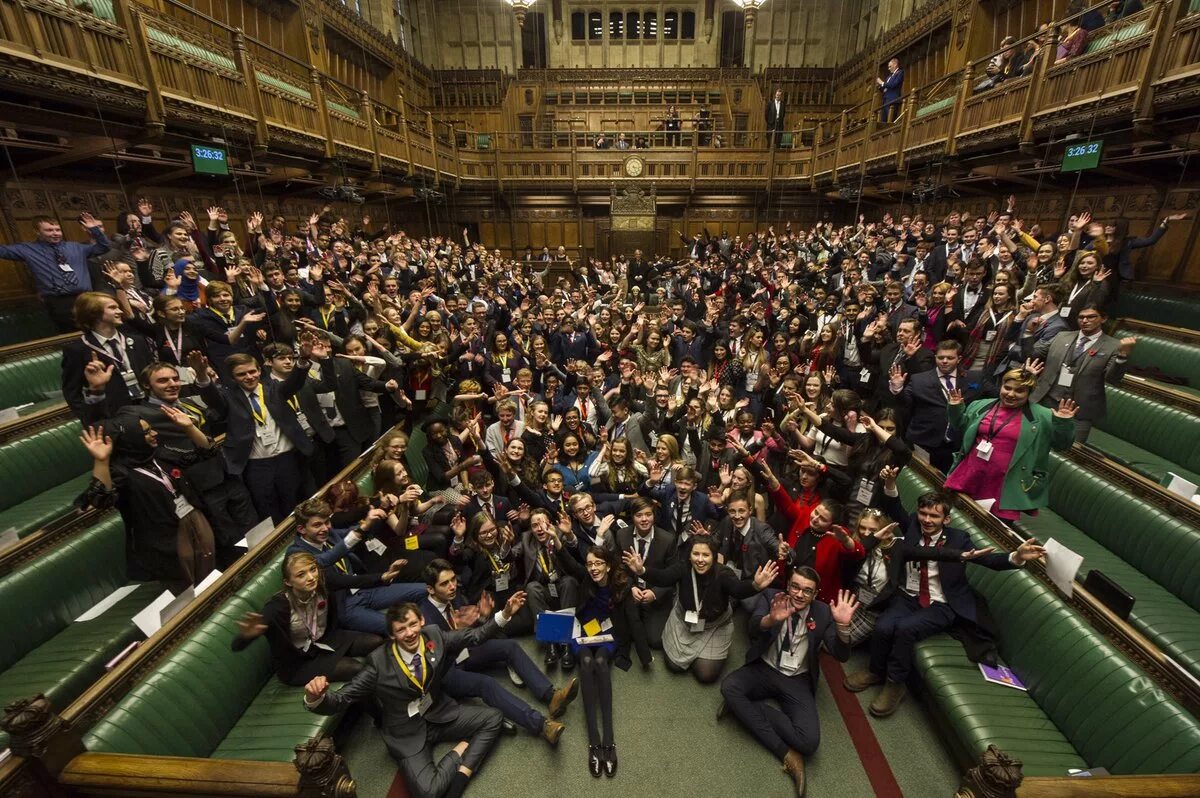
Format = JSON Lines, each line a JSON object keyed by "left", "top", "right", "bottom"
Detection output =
{"left": 485, "top": 549, "right": 509, "bottom": 575}
{"left": 320, "top": 308, "right": 335, "bottom": 329}
{"left": 249, "top": 384, "right": 268, "bottom": 425}
{"left": 323, "top": 542, "right": 349, "bottom": 573}
{"left": 538, "top": 547, "right": 553, "bottom": 576}
{"left": 217, "top": 308, "right": 235, "bottom": 326}
{"left": 286, "top": 395, "right": 300, "bottom": 413}
{"left": 178, "top": 400, "right": 206, "bottom": 427}
{"left": 392, "top": 639, "right": 428, "bottom": 693}
{"left": 495, "top": 352, "right": 509, "bottom": 368}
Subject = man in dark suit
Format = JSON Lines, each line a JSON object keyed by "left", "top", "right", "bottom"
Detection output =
{"left": 889, "top": 340, "right": 981, "bottom": 472}
{"left": 871, "top": 317, "right": 935, "bottom": 412}
{"left": 877, "top": 57, "right": 904, "bottom": 123}
{"left": 765, "top": 88, "right": 787, "bottom": 148}
{"left": 844, "top": 487, "right": 1044, "bottom": 717}
{"left": 63, "top": 292, "right": 157, "bottom": 421}
{"left": 463, "top": 471, "right": 515, "bottom": 528}
{"left": 315, "top": 350, "right": 401, "bottom": 470}
{"left": 720, "top": 567, "right": 857, "bottom": 797}
{"left": 565, "top": 493, "right": 629, "bottom": 551}
{"left": 220, "top": 342, "right": 328, "bottom": 523}
{"left": 304, "top": 594, "right": 527, "bottom": 798}
{"left": 640, "top": 465, "right": 725, "bottom": 543}
{"left": 1030, "top": 304, "right": 1134, "bottom": 442}
{"left": 626, "top": 249, "right": 653, "bottom": 291}
{"left": 952, "top": 260, "right": 991, "bottom": 331}
{"left": 420, "top": 560, "right": 577, "bottom": 746}
{"left": 1002, "top": 284, "right": 1069, "bottom": 378}
{"left": 617, "top": 497, "right": 678, "bottom": 650}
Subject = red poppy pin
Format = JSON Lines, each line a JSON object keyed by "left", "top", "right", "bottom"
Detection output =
{"left": 169, "top": 468, "right": 183, "bottom": 479}
{"left": 426, "top": 640, "right": 437, "bottom": 653}
{"left": 1088, "top": 349, "right": 1097, "bottom": 358}
{"left": 806, "top": 618, "right": 817, "bottom": 632}
{"left": 317, "top": 600, "right": 327, "bottom": 611}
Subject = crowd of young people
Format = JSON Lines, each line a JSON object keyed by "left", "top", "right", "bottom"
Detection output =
{"left": 45, "top": 195, "right": 1177, "bottom": 797}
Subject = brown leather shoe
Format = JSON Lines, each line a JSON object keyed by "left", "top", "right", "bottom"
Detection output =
{"left": 869, "top": 681, "right": 908, "bottom": 717}
{"left": 782, "top": 749, "right": 806, "bottom": 797}
{"left": 541, "top": 718, "right": 565, "bottom": 746}
{"left": 843, "top": 669, "right": 884, "bottom": 693}
{"left": 548, "top": 677, "right": 579, "bottom": 719}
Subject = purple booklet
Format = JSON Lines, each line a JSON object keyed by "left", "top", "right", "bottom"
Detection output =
{"left": 979, "top": 663, "right": 1027, "bottom": 691}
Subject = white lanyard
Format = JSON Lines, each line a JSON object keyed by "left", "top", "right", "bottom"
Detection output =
{"left": 690, "top": 569, "right": 703, "bottom": 613}
{"left": 163, "top": 327, "right": 184, "bottom": 364}
{"left": 83, "top": 333, "right": 130, "bottom": 372}
{"left": 1067, "top": 281, "right": 1088, "bottom": 304}
{"left": 988, "top": 309, "right": 1011, "bottom": 328}
{"left": 134, "top": 462, "right": 175, "bottom": 496}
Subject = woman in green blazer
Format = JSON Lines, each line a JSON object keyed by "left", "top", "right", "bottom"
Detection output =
{"left": 943, "top": 366, "right": 1077, "bottom": 521}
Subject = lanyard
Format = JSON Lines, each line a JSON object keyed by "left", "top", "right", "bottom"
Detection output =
{"left": 82, "top": 333, "right": 129, "bottom": 373}
{"left": 177, "top": 400, "right": 206, "bottom": 427}
{"left": 537, "top": 546, "right": 553, "bottom": 577}
{"left": 981, "top": 403, "right": 1020, "bottom": 442}
{"left": 134, "top": 461, "right": 175, "bottom": 495}
{"left": 216, "top": 308, "right": 235, "bottom": 326}
{"left": 1067, "top": 281, "right": 1088, "bottom": 304}
{"left": 320, "top": 308, "right": 335, "bottom": 329}
{"left": 295, "top": 594, "right": 323, "bottom": 642}
{"left": 323, "top": 542, "right": 349, "bottom": 573}
{"left": 392, "top": 640, "right": 428, "bottom": 693}
{"left": 988, "top": 309, "right": 1011, "bottom": 329}
{"left": 249, "top": 384, "right": 268, "bottom": 425}
{"left": 163, "top": 326, "right": 184, "bottom": 364}
{"left": 495, "top": 352, "right": 510, "bottom": 369}
{"left": 690, "top": 569, "right": 703, "bottom": 614}
{"left": 485, "top": 548, "right": 509, "bottom": 575}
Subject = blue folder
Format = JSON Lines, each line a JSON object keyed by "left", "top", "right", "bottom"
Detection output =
{"left": 535, "top": 611, "right": 575, "bottom": 643}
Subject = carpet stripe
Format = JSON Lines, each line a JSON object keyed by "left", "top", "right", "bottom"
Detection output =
{"left": 822, "top": 653, "right": 904, "bottom": 798}
{"left": 386, "top": 769, "right": 410, "bottom": 798}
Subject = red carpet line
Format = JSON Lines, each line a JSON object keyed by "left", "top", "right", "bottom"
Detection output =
{"left": 821, "top": 653, "right": 905, "bottom": 798}
{"left": 387, "top": 767, "right": 410, "bottom": 798}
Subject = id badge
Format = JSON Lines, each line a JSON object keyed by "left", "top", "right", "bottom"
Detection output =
{"left": 415, "top": 389, "right": 427, "bottom": 401}
{"left": 975, "top": 439, "right": 994, "bottom": 462}
{"left": 548, "top": 581, "right": 559, "bottom": 599}
{"left": 1059, "top": 306, "right": 1071, "bottom": 318}
{"left": 494, "top": 572, "right": 510, "bottom": 592}
{"left": 855, "top": 478, "right": 876, "bottom": 506}
{"left": 121, "top": 370, "right": 143, "bottom": 399}
{"left": 781, "top": 649, "right": 802, "bottom": 671}
{"left": 501, "top": 368, "right": 511, "bottom": 383}
{"left": 1057, "top": 366, "right": 1074, "bottom": 388}
{"left": 405, "top": 535, "right": 420, "bottom": 551}
{"left": 407, "top": 693, "right": 432, "bottom": 717}
{"left": 745, "top": 373, "right": 757, "bottom": 392}
{"left": 257, "top": 425, "right": 280, "bottom": 448}
{"left": 173, "top": 495, "right": 192, "bottom": 518}
{"left": 985, "top": 330, "right": 997, "bottom": 342}
{"left": 58, "top": 261, "right": 74, "bottom": 273}
{"left": 859, "top": 368, "right": 872, "bottom": 383}
{"left": 456, "top": 648, "right": 470, "bottom": 664}
{"left": 308, "top": 366, "right": 322, "bottom": 380}
{"left": 684, "top": 610, "right": 705, "bottom": 631}
{"left": 176, "top": 366, "right": 196, "bottom": 385}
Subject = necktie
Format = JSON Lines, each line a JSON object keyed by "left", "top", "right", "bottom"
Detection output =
{"left": 54, "top": 245, "right": 78, "bottom": 286}
{"left": 943, "top": 375, "right": 954, "bottom": 393}
{"left": 918, "top": 535, "right": 932, "bottom": 608}
{"left": 249, "top": 390, "right": 265, "bottom": 422}
{"left": 1074, "top": 335, "right": 1090, "bottom": 359}
{"left": 410, "top": 653, "right": 424, "bottom": 685}
{"left": 444, "top": 606, "right": 457, "bottom": 630}
{"left": 106, "top": 338, "right": 124, "bottom": 365}
{"left": 637, "top": 538, "right": 648, "bottom": 559}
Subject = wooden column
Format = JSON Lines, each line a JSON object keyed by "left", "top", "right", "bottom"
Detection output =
{"left": 896, "top": 94, "right": 915, "bottom": 173}
{"left": 397, "top": 90, "right": 414, "bottom": 175}
{"left": 361, "top": 91, "right": 381, "bottom": 176}
{"left": 232, "top": 29, "right": 269, "bottom": 152}
{"left": 1020, "top": 30, "right": 1058, "bottom": 151}
{"left": 1133, "top": 0, "right": 1180, "bottom": 130}
{"left": 947, "top": 64, "right": 973, "bottom": 157}
{"left": 426, "top": 111, "right": 439, "bottom": 186}
{"left": 312, "top": 70, "right": 335, "bottom": 160}
{"left": 124, "top": 6, "right": 165, "bottom": 133}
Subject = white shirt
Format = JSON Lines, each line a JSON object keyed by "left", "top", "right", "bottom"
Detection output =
{"left": 247, "top": 386, "right": 294, "bottom": 460}
{"left": 904, "top": 530, "right": 947, "bottom": 605}
{"left": 765, "top": 609, "right": 810, "bottom": 677}
{"left": 962, "top": 284, "right": 983, "bottom": 315}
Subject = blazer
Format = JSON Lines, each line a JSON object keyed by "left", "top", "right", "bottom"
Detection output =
{"left": 641, "top": 481, "right": 725, "bottom": 537}
{"left": 221, "top": 363, "right": 318, "bottom": 475}
{"left": 879, "top": 493, "right": 1016, "bottom": 623}
{"left": 322, "top": 357, "right": 393, "bottom": 444}
{"left": 879, "top": 68, "right": 904, "bottom": 103}
{"left": 616, "top": 525, "right": 678, "bottom": 597}
{"left": 463, "top": 494, "right": 513, "bottom": 526}
{"left": 62, "top": 329, "right": 157, "bottom": 420}
{"left": 1030, "top": 331, "right": 1127, "bottom": 421}
{"left": 713, "top": 516, "right": 779, "bottom": 578}
{"left": 307, "top": 618, "right": 506, "bottom": 759}
{"left": 744, "top": 590, "right": 850, "bottom": 695}
{"left": 1008, "top": 312, "right": 1069, "bottom": 372}
{"left": 897, "top": 369, "right": 982, "bottom": 450}
{"left": 765, "top": 98, "right": 787, "bottom": 130}
{"left": 855, "top": 534, "right": 971, "bottom": 611}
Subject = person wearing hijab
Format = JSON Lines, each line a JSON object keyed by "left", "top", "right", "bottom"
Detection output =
{"left": 78, "top": 405, "right": 219, "bottom": 590}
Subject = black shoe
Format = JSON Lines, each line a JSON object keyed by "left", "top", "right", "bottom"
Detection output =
{"left": 500, "top": 719, "right": 519, "bottom": 736}
{"left": 544, "top": 645, "right": 560, "bottom": 669}
{"left": 588, "top": 745, "right": 603, "bottom": 778}
{"left": 603, "top": 744, "right": 618, "bottom": 777}
{"left": 560, "top": 646, "right": 576, "bottom": 671}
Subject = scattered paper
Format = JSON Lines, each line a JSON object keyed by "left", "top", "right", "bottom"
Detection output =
{"left": 132, "top": 590, "right": 177, "bottom": 637}
{"left": 365, "top": 537, "right": 388, "bottom": 555}
{"left": 194, "top": 570, "right": 223, "bottom": 595}
{"left": 975, "top": 498, "right": 996, "bottom": 514}
{"left": 0, "top": 528, "right": 18, "bottom": 551}
{"left": 0, "top": 408, "right": 20, "bottom": 423}
{"left": 160, "top": 588, "right": 195, "bottom": 626}
{"left": 1164, "top": 472, "right": 1198, "bottom": 501}
{"left": 235, "top": 517, "right": 276, "bottom": 549}
{"left": 75, "top": 584, "right": 141, "bottom": 622}
{"left": 106, "top": 640, "right": 140, "bottom": 670}
{"left": 1043, "top": 538, "right": 1083, "bottom": 598}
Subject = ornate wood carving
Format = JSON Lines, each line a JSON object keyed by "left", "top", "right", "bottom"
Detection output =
{"left": 294, "top": 737, "right": 356, "bottom": 798}
{"left": 610, "top": 184, "right": 657, "bottom": 216}
{"left": 954, "top": 745, "right": 1023, "bottom": 798}
{"left": 1, "top": 695, "right": 83, "bottom": 771}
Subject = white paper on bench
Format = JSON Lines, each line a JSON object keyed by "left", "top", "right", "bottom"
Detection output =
{"left": 0, "top": 527, "right": 18, "bottom": 551}
{"left": 160, "top": 588, "right": 195, "bottom": 627}
{"left": 975, "top": 498, "right": 996, "bottom": 514}
{"left": 1043, "top": 537, "right": 1083, "bottom": 599}
{"left": 132, "top": 590, "right": 177, "bottom": 637}
{"left": 195, "top": 569, "right": 223, "bottom": 595}
{"left": 75, "top": 583, "right": 141, "bottom": 622}
{"left": 1164, "top": 472, "right": 1198, "bottom": 501}
{"left": 235, "top": 517, "right": 276, "bottom": 549}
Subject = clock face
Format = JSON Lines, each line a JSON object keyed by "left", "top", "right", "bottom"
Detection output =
{"left": 624, "top": 157, "right": 644, "bottom": 177}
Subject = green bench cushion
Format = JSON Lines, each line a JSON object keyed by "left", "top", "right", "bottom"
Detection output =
{"left": 85, "top": 549, "right": 342, "bottom": 760}
{"left": 1115, "top": 327, "right": 1200, "bottom": 393}
{"left": 0, "top": 473, "right": 91, "bottom": 538}
{"left": 0, "top": 351, "right": 63, "bottom": 408}
{"left": 1090, "top": 387, "right": 1200, "bottom": 482}
{"left": 1087, "top": 429, "right": 1200, "bottom": 486}
{"left": 1112, "top": 291, "right": 1200, "bottom": 332}
{"left": 0, "top": 419, "right": 91, "bottom": 510}
{"left": 898, "top": 469, "right": 1200, "bottom": 775}
{"left": 0, "top": 306, "right": 56, "bottom": 346}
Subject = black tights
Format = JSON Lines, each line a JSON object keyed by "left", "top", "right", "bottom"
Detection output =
{"left": 330, "top": 632, "right": 385, "bottom": 681}
{"left": 665, "top": 655, "right": 726, "bottom": 684}
{"left": 578, "top": 647, "right": 614, "bottom": 747}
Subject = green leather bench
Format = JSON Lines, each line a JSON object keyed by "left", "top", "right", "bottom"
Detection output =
{"left": 1115, "top": 326, "right": 1200, "bottom": 397}
{"left": 84, "top": 549, "right": 344, "bottom": 763}
{"left": 1014, "top": 453, "right": 1200, "bottom": 681}
{"left": 0, "top": 349, "right": 64, "bottom": 413}
{"left": 1087, "top": 386, "right": 1200, "bottom": 485}
{"left": 0, "top": 513, "right": 156, "bottom": 748}
{"left": 0, "top": 418, "right": 93, "bottom": 537}
{"left": 897, "top": 470, "right": 1200, "bottom": 776}
{"left": 0, "top": 305, "right": 56, "bottom": 346}
{"left": 1112, "top": 290, "right": 1200, "bottom": 332}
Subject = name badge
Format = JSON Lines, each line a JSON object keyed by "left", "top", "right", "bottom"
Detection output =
{"left": 405, "top": 535, "right": 420, "bottom": 551}
{"left": 415, "top": 389, "right": 427, "bottom": 401}
{"left": 494, "top": 572, "right": 510, "bottom": 592}
{"left": 58, "top": 261, "right": 74, "bottom": 273}
{"left": 121, "top": 370, "right": 145, "bottom": 399}
{"left": 684, "top": 610, "right": 705, "bottom": 631}
{"left": 407, "top": 692, "right": 433, "bottom": 717}
{"left": 854, "top": 478, "right": 876, "bottom": 506}
{"left": 501, "top": 368, "right": 511, "bottom": 382}
{"left": 1057, "top": 365, "right": 1074, "bottom": 388}
{"left": 780, "top": 649, "right": 803, "bottom": 671}
{"left": 975, "top": 439, "right": 994, "bottom": 461}
{"left": 985, "top": 330, "right": 997, "bottom": 342}
{"left": 173, "top": 495, "right": 192, "bottom": 519}
{"left": 456, "top": 648, "right": 470, "bottom": 664}
{"left": 176, "top": 366, "right": 196, "bottom": 385}
{"left": 859, "top": 368, "right": 872, "bottom": 382}
{"left": 548, "top": 581, "right": 559, "bottom": 599}
{"left": 745, "top": 373, "right": 757, "bottom": 392}
{"left": 257, "top": 425, "right": 280, "bottom": 448}
{"left": 1059, "top": 306, "right": 1071, "bottom": 318}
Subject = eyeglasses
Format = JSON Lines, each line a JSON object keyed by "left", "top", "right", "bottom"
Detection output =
{"left": 786, "top": 585, "right": 817, "bottom": 598}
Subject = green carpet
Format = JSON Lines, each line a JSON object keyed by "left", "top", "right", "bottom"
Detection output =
{"left": 340, "top": 635, "right": 962, "bottom": 797}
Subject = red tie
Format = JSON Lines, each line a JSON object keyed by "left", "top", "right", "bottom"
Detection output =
{"left": 918, "top": 535, "right": 932, "bottom": 608}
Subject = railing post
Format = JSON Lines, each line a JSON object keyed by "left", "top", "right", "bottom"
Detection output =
{"left": 832, "top": 110, "right": 847, "bottom": 184}
{"left": 426, "top": 111, "right": 439, "bottom": 186}
{"left": 946, "top": 65, "right": 973, "bottom": 157}
{"left": 312, "top": 69, "right": 335, "bottom": 160}
{"left": 449, "top": 124, "right": 461, "bottom": 189}
{"left": 397, "top": 90, "right": 414, "bottom": 175}
{"left": 125, "top": 6, "right": 165, "bottom": 133}
{"left": 1020, "top": 29, "right": 1058, "bottom": 151}
{"left": 896, "top": 94, "right": 915, "bottom": 173}
{"left": 1133, "top": 0, "right": 1181, "bottom": 130}
{"left": 232, "top": 29, "right": 268, "bottom": 152}
{"left": 361, "top": 91, "right": 380, "bottom": 177}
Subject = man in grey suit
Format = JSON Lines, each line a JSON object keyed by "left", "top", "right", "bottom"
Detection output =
{"left": 999, "top": 284, "right": 1069, "bottom": 378}
{"left": 604, "top": 396, "right": 650, "bottom": 454}
{"left": 1030, "top": 304, "right": 1135, "bottom": 442}
{"left": 305, "top": 593, "right": 526, "bottom": 798}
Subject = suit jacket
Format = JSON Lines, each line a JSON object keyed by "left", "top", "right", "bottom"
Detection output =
{"left": 1008, "top": 312, "right": 1069, "bottom": 373}
{"left": 323, "top": 357, "right": 392, "bottom": 444}
{"left": 874, "top": 342, "right": 935, "bottom": 406}
{"left": 714, "top": 516, "right": 779, "bottom": 577}
{"left": 62, "top": 329, "right": 157, "bottom": 420}
{"left": 616, "top": 525, "right": 677, "bottom": 597}
{"left": 221, "top": 363, "right": 318, "bottom": 475}
{"left": 745, "top": 590, "right": 850, "bottom": 695}
{"left": 463, "top": 494, "right": 513, "bottom": 526}
{"left": 641, "top": 482, "right": 725, "bottom": 537}
{"left": 898, "top": 369, "right": 982, "bottom": 449}
{"left": 1030, "top": 331, "right": 1127, "bottom": 421}
{"left": 605, "top": 412, "right": 650, "bottom": 455}
{"left": 880, "top": 68, "right": 904, "bottom": 104}
{"left": 307, "top": 618, "right": 505, "bottom": 759}
{"left": 855, "top": 535, "right": 971, "bottom": 611}
{"left": 953, "top": 284, "right": 990, "bottom": 330}
{"left": 765, "top": 98, "right": 787, "bottom": 130}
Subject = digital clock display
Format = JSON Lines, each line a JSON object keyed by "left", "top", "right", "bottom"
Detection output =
{"left": 1061, "top": 140, "right": 1102, "bottom": 172}
{"left": 191, "top": 144, "right": 229, "bottom": 176}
